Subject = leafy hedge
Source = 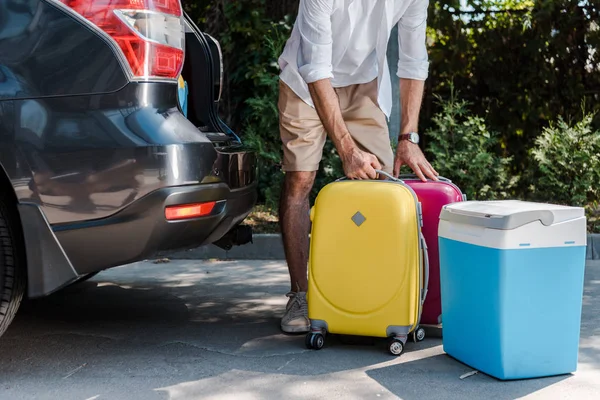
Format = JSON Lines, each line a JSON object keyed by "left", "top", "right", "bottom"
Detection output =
{"left": 425, "top": 93, "right": 600, "bottom": 232}
{"left": 424, "top": 0, "right": 600, "bottom": 196}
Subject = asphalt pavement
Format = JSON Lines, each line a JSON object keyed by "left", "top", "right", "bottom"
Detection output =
{"left": 0, "top": 259, "right": 598, "bottom": 400}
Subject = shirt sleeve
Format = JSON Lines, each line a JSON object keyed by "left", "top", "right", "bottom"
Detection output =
{"left": 297, "top": 0, "right": 335, "bottom": 84}
{"left": 397, "top": 0, "right": 430, "bottom": 80}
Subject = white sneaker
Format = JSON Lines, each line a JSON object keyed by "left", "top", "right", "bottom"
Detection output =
{"left": 281, "top": 291, "right": 309, "bottom": 333}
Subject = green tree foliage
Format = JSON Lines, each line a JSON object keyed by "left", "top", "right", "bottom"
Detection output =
{"left": 424, "top": 0, "right": 600, "bottom": 192}
{"left": 425, "top": 86, "right": 516, "bottom": 200}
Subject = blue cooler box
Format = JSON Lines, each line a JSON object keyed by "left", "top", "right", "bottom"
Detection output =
{"left": 438, "top": 200, "right": 587, "bottom": 380}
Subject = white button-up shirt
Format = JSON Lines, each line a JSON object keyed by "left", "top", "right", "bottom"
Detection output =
{"left": 278, "top": 0, "right": 430, "bottom": 118}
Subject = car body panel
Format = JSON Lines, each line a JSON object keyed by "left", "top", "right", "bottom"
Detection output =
{"left": 0, "top": 0, "right": 258, "bottom": 298}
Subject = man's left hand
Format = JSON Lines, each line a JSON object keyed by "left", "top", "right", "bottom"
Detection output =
{"left": 393, "top": 140, "right": 438, "bottom": 181}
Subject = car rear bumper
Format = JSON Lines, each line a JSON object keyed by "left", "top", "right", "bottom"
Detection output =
{"left": 55, "top": 180, "right": 257, "bottom": 275}
{"left": 20, "top": 180, "right": 256, "bottom": 298}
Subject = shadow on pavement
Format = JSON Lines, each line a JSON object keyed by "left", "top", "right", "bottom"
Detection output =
{"left": 366, "top": 354, "right": 569, "bottom": 400}
{"left": 367, "top": 260, "right": 600, "bottom": 400}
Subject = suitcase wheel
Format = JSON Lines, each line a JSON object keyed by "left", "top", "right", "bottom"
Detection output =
{"left": 387, "top": 338, "right": 404, "bottom": 356}
{"left": 305, "top": 332, "right": 325, "bottom": 350}
{"left": 412, "top": 327, "right": 426, "bottom": 343}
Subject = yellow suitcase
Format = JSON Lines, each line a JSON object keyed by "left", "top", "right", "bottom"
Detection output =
{"left": 305, "top": 170, "right": 429, "bottom": 356}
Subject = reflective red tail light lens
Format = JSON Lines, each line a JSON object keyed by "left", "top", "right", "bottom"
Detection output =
{"left": 165, "top": 202, "right": 216, "bottom": 221}
{"left": 55, "top": 0, "right": 184, "bottom": 80}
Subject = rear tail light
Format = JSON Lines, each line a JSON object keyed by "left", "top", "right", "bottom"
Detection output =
{"left": 165, "top": 202, "right": 216, "bottom": 221}
{"left": 54, "top": 0, "right": 184, "bottom": 81}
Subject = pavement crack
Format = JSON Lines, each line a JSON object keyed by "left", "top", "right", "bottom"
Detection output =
{"left": 276, "top": 357, "right": 295, "bottom": 371}
{"left": 63, "top": 363, "right": 87, "bottom": 379}
{"left": 158, "top": 341, "right": 309, "bottom": 358}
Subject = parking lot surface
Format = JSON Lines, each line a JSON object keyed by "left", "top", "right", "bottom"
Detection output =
{"left": 1, "top": 259, "right": 598, "bottom": 400}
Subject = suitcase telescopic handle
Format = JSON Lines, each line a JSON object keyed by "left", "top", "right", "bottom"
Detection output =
{"left": 420, "top": 232, "right": 429, "bottom": 305}
{"left": 397, "top": 173, "right": 452, "bottom": 183}
{"left": 334, "top": 169, "right": 401, "bottom": 182}
{"left": 375, "top": 170, "right": 402, "bottom": 181}
{"left": 335, "top": 170, "right": 450, "bottom": 184}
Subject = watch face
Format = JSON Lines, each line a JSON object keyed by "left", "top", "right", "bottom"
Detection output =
{"left": 410, "top": 132, "right": 419, "bottom": 144}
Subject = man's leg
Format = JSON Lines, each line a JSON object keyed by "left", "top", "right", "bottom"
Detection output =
{"left": 277, "top": 80, "right": 326, "bottom": 333}
{"left": 280, "top": 171, "right": 315, "bottom": 294}
{"left": 278, "top": 171, "right": 315, "bottom": 333}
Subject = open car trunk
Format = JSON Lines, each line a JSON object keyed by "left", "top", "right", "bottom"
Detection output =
{"left": 181, "top": 14, "right": 239, "bottom": 148}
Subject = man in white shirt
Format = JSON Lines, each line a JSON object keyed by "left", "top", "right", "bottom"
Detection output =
{"left": 278, "top": 0, "right": 439, "bottom": 333}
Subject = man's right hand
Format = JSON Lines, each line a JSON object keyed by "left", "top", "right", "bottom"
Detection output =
{"left": 340, "top": 147, "right": 382, "bottom": 180}
{"left": 307, "top": 79, "right": 383, "bottom": 180}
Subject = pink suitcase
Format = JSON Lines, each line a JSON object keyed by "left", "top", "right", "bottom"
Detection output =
{"left": 398, "top": 174, "right": 466, "bottom": 326}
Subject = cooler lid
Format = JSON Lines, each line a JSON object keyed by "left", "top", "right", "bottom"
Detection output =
{"left": 440, "top": 200, "right": 585, "bottom": 230}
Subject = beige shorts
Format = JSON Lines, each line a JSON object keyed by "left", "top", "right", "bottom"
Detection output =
{"left": 278, "top": 79, "right": 394, "bottom": 173}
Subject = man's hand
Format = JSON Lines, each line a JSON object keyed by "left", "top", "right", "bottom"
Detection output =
{"left": 393, "top": 140, "right": 438, "bottom": 181}
{"left": 341, "top": 147, "right": 381, "bottom": 180}
{"left": 308, "top": 79, "right": 382, "bottom": 180}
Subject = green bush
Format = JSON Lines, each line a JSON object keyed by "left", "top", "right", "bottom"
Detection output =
{"left": 530, "top": 111, "right": 600, "bottom": 232}
{"left": 425, "top": 86, "right": 517, "bottom": 200}
{"left": 241, "top": 23, "right": 288, "bottom": 210}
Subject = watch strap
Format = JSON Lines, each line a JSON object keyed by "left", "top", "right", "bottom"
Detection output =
{"left": 399, "top": 132, "right": 419, "bottom": 143}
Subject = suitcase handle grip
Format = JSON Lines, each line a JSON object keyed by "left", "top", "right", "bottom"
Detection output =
{"left": 335, "top": 170, "right": 450, "bottom": 185}
{"left": 420, "top": 232, "right": 429, "bottom": 305}
{"left": 335, "top": 170, "right": 401, "bottom": 182}
{"left": 397, "top": 173, "right": 452, "bottom": 183}
{"left": 374, "top": 170, "right": 401, "bottom": 181}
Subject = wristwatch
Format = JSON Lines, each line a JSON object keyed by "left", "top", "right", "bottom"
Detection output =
{"left": 399, "top": 132, "right": 420, "bottom": 144}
